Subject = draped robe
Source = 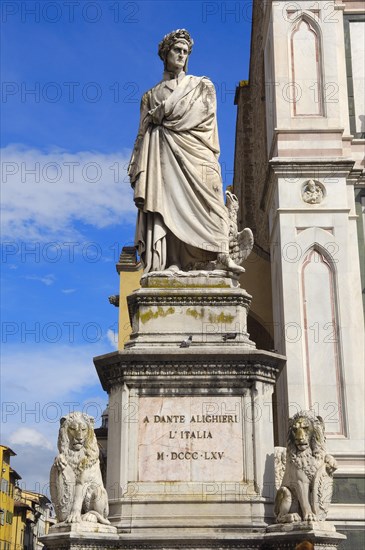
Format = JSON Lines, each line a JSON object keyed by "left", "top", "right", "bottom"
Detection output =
{"left": 128, "top": 74, "right": 229, "bottom": 272}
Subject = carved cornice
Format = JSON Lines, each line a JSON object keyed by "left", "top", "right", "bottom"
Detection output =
{"left": 116, "top": 246, "right": 142, "bottom": 274}
{"left": 127, "top": 293, "right": 252, "bottom": 308}
{"left": 263, "top": 544, "right": 340, "bottom": 550}
{"left": 41, "top": 539, "right": 118, "bottom": 550}
{"left": 119, "top": 544, "right": 262, "bottom": 550}
{"left": 44, "top": 545, "right": 118, "bottom": 550}
{"left": 40, "top": 527, "right": 346, "bottom": 550}
{"left": 94, "top": 351, "right": 285, "bottom": 392}
{"left": 262, "top": 158, "right": 356, "bottom": 213}
{"left": 269, "top": 158, "right": 355, "bottom": 177}
{"left": 40, "top": 536, "right": 344, "bottom": 550}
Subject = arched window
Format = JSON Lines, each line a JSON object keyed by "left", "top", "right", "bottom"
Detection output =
{"left": 290, "top": 16, "right": 324, "bottom": 116}
{"left": 301, "top": 247, "right": 345, "bottom": 435}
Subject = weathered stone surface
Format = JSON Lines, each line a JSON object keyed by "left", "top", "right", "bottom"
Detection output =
{"left": 94, "top": 345, "right": 285, "bottom": 536}
{"left": 234, "top": 4, "right": 365, "bottom": 545}
{"left": 41, "top": 524, "right": 346, "bottom": 550}
{"left": 125, "top": 272, "right": 255, "bottom": 348}
{"left": 140, "top": 270, "right": 240, "bottom": 288}
{"left": 264, "top": 521, "right": 346, "bottom": 550}
{"left": 137, "top": 395, "right": 244, "bottom": 482}
{"left": 50, "top": 412, "right": 111, "bottom": 526}
{"left": 274, "top": 411, "right": 337, "bottom": 524}
{"left": 40, "top": 523, "right": 118, "bottom": 550}
{"left": 129, "top": 29, "right": 250, "bottom": 275}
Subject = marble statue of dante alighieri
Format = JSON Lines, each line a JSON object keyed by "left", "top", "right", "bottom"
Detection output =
{"left": 128, "top": 29, "right": 243, "bottom": 274}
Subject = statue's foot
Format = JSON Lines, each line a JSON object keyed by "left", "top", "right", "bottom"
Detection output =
{"left": 226, "top": 258, "right": 245, "bottom": 274}
{"left": 217, "top": 254, "right": 245, "bottom": 274}
{"left": 166, "top": 264, "right": 181, "bottom": 273}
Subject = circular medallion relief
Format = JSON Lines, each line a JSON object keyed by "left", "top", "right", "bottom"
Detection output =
{"left": 301, "top": 179, "right": 325, "bottom": 205}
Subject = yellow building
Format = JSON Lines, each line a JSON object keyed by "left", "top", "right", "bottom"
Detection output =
{"left": 0, "top": 445, "right": 20, "bottom": 550}
{"left": 15, "top": 490, "right": 54, "bottom": 549}
{"left": 109, "top": 246, "right": 142, "bottom": 349}
{"left": 0, "top": 445, "right": 54, "bottom": 550}
{"left": 11, "top": 487, "right": 29, "bottom": 550}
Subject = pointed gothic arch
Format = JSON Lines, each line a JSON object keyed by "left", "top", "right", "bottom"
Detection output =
{"left": 300, "top": 244, "right": 346, "bottom": 436}
{"left": 289, "top": 14, "right": 325, "bottom": 116}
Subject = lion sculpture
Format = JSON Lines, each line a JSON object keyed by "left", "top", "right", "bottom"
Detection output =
{"left": 274, "top": 411, "right": 337, "bottom": 523}
{"left": 50, "top": 412, "right": 110, "bottom": 525}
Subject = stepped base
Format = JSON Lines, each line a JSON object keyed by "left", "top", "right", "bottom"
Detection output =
{"left": 264, "top": 521, "right": 346, "bottom": 549}
{"left": 40, "top": 523, "right": 118, "bottom": 549}
{"left": 41, "top": 522, "right": 346, "bottom": 549}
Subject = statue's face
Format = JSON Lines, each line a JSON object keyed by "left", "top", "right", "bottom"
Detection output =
{"left": 292, "top": 417, "right": 310, "bottom": 452}
{"left": 67, "top": 420, "right": 88, "bottom": 451}
{"left": 166, "top": 40, "right": 189, "bottom": 72}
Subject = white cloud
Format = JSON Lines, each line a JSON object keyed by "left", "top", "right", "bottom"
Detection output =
{"left": 1, "top": 343, "right": 108, "bottom": 443}
{"left": 1, "top": 343, "right": 109, "bottom": 489}
{"left": 2, "top": 344, "right": 102, "bottom": 405}
{"left": 25, "top": 273, "right": 56, "bottom": 286}
{"left": 9, "top": 427, "right": 54, "bottom": 451}
{"left": 107, "top": 328, "right": 118, "bottom": 350}
{"left": 7, "top": 395, "right": 107, "bottom": 493}
{"left": 61, "top": 288, "right": 76, "bottom": 294}
{"left": 1, "top": 144, "right": 135, "bottom": 241}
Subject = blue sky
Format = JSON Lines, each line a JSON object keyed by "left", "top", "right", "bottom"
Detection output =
{"left": 1, "top": 0, "right": 252, "bottom": 493}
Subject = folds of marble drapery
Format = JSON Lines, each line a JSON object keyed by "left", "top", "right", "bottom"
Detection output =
{"left": 128, "top": 75, "right": 229, "bottom": 271}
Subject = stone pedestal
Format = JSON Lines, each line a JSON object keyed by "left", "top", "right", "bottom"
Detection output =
{"left": 126, "top": 271, "right": 255, "bottom": 348}
{"left": 264, "top": 521, "right": 347, "bottom": 549}
{"left": 93, "top": 272, "right": 285, "bottom": 544}
{"left": 43, "top": 272, "right": 346, "bottom": 548}
{"left": 95, "top": 346, "right": 284, "bottom": 536}
{"left": 41, "top": 523, "right": 119, "bottom": 550}
{"left": 42, "top": 522, "right": 346, "bottom": 550}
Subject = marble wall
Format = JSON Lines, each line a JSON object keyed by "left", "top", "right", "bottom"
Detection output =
{"left": 234, "top": 1, "right": 365, "bottom": 544}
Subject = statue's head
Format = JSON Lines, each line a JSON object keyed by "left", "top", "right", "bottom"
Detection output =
{"left": 307, "top": 179, "right": 316, "bottom": 192}
{"left": 158, "top": 29, "right": 194, "bottom": 73}
{"left": 58, "top": 411, "right": 97, "bottom": 454}
{"left": 287, "top": 410, "right": 326, "bottom": 457}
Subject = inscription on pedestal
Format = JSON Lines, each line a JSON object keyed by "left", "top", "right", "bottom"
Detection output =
{"left": 138, "top": 397, "right": 244, "bottom": 481}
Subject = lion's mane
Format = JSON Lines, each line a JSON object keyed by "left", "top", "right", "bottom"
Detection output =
{"left": 275, "top": 410, "right": 336, "bottom": 523}
{"left": 58, "top": 412, "right": 99, "bottom": 473}
{"left": 286, "top": 411, "right": 326, "bottom": 481}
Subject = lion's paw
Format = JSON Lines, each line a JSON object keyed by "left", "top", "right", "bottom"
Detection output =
{"left": 82, "top": 512, "right": 98, "bottom": 523}
{"left": 66, "top": 512, "right": 82, "bottom": 523}
{"left": 325, "top": 454, "right": 337, "bottom": 474}
{"left": 54, "top": 453, "right": 67, "bottom": 471}
{"left": 277, "top": 513, "right": 301, "bottom": 523}
{"left": 304, "top": 512, "right": 317, "bottom": 521}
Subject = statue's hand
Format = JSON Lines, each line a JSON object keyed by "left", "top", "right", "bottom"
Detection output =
{"left": 148, "top": 102, "right": 165, "bottom": 125}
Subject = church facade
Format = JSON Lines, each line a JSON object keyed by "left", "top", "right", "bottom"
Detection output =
{"left": 234, "top": 0, "right": 364, "bottom": 546}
